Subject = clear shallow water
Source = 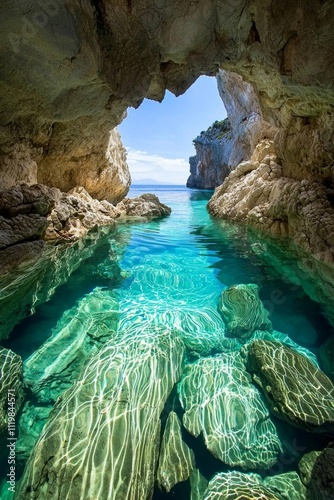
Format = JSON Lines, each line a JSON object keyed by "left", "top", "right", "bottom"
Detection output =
{"left": 1, "top": 185, "right": 333, "bottom": 498}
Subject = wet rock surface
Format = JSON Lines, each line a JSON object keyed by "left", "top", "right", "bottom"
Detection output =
{"left": 157, "top": 411, "right": 195, "bottom": 493}
{"left": 0, "top": 347, "right": 24, "bottom": 433}
{"left": 246, "top": 339, "right": 334, "bottom": 432}
{"left": 178, "top": 352, "right": 282, "bottom": 470}
{"left": 17, "top": 325, "right": 185, "bottom": 500}
{"left": 218, "top": 283, "right": 272, "bottom": 339}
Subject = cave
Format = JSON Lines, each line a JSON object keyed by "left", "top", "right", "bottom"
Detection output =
{"left": 1, "top": 1, "right": 334, "bottom": 499}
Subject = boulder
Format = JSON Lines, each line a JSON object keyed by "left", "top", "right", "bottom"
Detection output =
{"left": 157, "top": 411, "right": 195, "bottom": 492}
{"left": 203, "top": 471, "right": 284, "bottom": 500}
{"left": 246, "top": 339, "right": 334, "bottom": 432}
{"left": 0, "top": 347, "right": 24, "bottom": 433}
{"left": 17, "top": 325, "right": 185, "bottom": 500}
{"left": 218, "top": 283, "right": 272, "bottom": 339}
{"left": 178, "top": 352, "right": 282, "bottom": 469}
{"left": 116, "top": 194, "right": 171, "bottom": 220}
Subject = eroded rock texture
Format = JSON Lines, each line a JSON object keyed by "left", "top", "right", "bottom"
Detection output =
{"left": 218, "top": 283, "right": 272, "bottom": 339}
{"left": 187, "top": 119, "right": 232, "bottom": 190}
{"left": 117, "top": 193, "right": 172, "bottom": 220}
{"left": 157, "top": 411, "right": 195, "bottom": 493}
{"left": 1, "top": 1, "right": 334, "bottom": 220}
{"left": 208, "top": 140, "right": 334, "bottom": 263}
{"left": 0, "top": 347, "right": 24, "bottom": 433}
{"left": 17, "top": 325, "right": 185, "bottom": 500}
{"left": 24, "top": 287, "right": 119, "bottom": 403}
{"left": 246, "top": 340, "right": 334, "bottom": 433}
{"left": 178, "top": 352, "right": 282, "bottom": 470}
{"left": 203, "top": 472, "right": 284, "bottom": 500}
{"left": 305, "top": 444, "right": 334, "bottom": 500}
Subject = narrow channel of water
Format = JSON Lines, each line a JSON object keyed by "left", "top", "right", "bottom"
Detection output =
{"left": 1, "top": 185, "right": 332, "bottom": 498}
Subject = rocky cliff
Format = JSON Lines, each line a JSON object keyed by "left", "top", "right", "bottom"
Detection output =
{"left": 0, "top": 1, "right": 334, "bottom": 256}
{"left": 187, "top": 119, "right": 232, "bottom": 190}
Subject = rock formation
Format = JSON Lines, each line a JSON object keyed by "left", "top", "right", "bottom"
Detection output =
{"left": 203, "top": 472, "right": 284, "bottom": 500}
{"left": 190, "top": 469, "right": 209, "bottom": 500}
{"left": 218, "top": 283, "right": 272, "bottom": 339}
{"left": 187, "top": 119, "right": 232, "bottom": 190}
{"left": 116, "top": 193, "right": 172, "bottom": 219}
{"left": 0, "top": 347, "right": 24, "bottom": 433}
{"left": 304, "top": 443, "right": 334, "bottom": 500}
{"left": 178, "top": 352, "right": 282, "bottom": 470}
{"left": 157, "top": 411, "right": 195, "bottom": 493}
{"left": 17, "top": 325, "right": 185, "bottom": 500}
{"left": 23, "top": 288, "right": 119, "bottom": 403}
{"left": 245, "top": 339, "right": 334, "bottom": 433}
{"left": 208, "top": 139, "right": 334, "bottom": 263}
{"left": 0, "top": 1, "right": 333, "bottom": 221}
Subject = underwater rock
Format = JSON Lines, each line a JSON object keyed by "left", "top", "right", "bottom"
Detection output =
{"left": 319, "top": 334, "right": 334, "bottom": 381}
{"left": 16, "top": 402, "right": 51, "bottom": 461}
{"left": 298, "top": 451, "right": 321, "bottom": 486}
{"left": 218, "top": 283, "right": 272, "bottom": 339}
{"left": 116, "top": 194, "right": 171, "bottom": 220}
{"left": 190, "top": 468, "right": 209, "bottom": 500}
{"left": 263, "top": 472, "right": 307, "bottom": 500}
{"left": 17, "top": 325, "right": 185, "bottom": 500}
{"left": 178, "top": 352, "right": 282, "bottom": 470}
{"left": 24, "top": 288, "right": 119, "bottom": 403}
{"left": 304, "top": 443, "right": 334, "bottom": 500}
{"left": 203, "top": 471, "right": 284, "bottom": 500}
{"left": 245, "top": 339, "right": 334, "bottom": 432}
{"left": 157, "top": 411, "right": 195, "bottom": 492}
{"left": 0, "top": 347, "right": 24, "bottom": 433}
{"left": 0, "top": 224, "right": 119, "bottom": 341}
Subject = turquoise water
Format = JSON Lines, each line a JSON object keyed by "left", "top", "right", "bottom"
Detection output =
{"left": 1, "top": 185, "right": 332, "bottom": 498}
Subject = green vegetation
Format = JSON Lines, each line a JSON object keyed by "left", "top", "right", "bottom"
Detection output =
{"left": 194, "top": 118, "right": 230, "bottom": 143}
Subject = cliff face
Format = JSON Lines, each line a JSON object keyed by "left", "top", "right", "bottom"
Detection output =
{"left": 187, "top": 120, "right": 232, "bottom": 190}
{"left": 0, "top": 1, "right": 334, "bottom": 256}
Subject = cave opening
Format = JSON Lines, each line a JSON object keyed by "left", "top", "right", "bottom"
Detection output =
{"left": 118, "top": 75, "right": 227, "bottom": 188}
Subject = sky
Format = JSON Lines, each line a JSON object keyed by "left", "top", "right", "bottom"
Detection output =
{"left": 118, "top": 76, "right": 227, "bottom": 185}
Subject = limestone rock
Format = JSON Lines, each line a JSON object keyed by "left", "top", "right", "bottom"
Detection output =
{"left": 17, "top": 325, "right": 185, "bottom": 500}
{"left": 16, "top": 402, "right": 51, "bottom": 461}
{"left": 218, "top": 283, "right": 272, "bottom": 339}
{"left": 246, "top": 339, "right": 334, "bottom": 432}
{"left": 263, "top": 472, "right": 307, "bottom": 500}
{"left": 319, "top": 335, "right": 334, "bottom": 381}
{"left": 178, "top": 352, "right": 282, "bottom": 470}
{"left": 187, "top": 119, "right": 232, "bottom": 190}
{"left": 305, "top": 443, "right": 334, "bottom": 500}
{"left": 116, "top": 193, "right": 171, "bottom": 220}
{"left": 24, "top": 287, "right": 119, "bottom": 403}
{"left": 157, "top": 411, "right": 195, "bottom": 493}
{"left": 190, "top": 469, "right": 209, "bottom": 500}
{"left": 217, "top": 70, "right": 277, "bottom": 169}
{"left": 203, "top": 471, "right": 284, "bottom": 500}
{"left": 208, "top": 146, "right": 334, "bottom": 263}
{"left": 298, "top": 451, "right": 321, "bottom": 487}
{"left": 0, "top": 347, "right": 24, "bottom": 433}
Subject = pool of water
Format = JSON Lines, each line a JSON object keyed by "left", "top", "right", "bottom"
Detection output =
{"left": 1, "top": 185, "right": 332, "bottom": 498}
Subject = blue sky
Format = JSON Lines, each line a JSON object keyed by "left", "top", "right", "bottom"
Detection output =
{"left": 118, "top": 76, "right": 227, "bottom": 184}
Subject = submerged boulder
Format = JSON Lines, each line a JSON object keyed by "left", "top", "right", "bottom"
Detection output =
{"left": 218, "top": 283, "right": 272, "bottom": 339}
{"left": 24, "top": 288, "right": 119, "bottom": 403}
{"left": 245, "top": 339, "right": 334, "bottom": 432}
{"left": 178, "top": 352, "right": 281, "bottom": 470}
{"left": 157, "top": 411, "right": 195, "bottom": 492}
{"left": 0, "top": 347, "right": 24, "bottom": 433}
{"left": 116, "top": 193, "right": 171, "bottom": 220}
{"left": 190, "top": 469, "right": 209, "bottom": 500}
{"left": 17, "top": 325, "right": 185, "bottom": 500}
{"left": 304, "top": 443, "right": 334, "bottom": 500}
{"left": 203, "top": 471, "right": 284, "bottom": 500}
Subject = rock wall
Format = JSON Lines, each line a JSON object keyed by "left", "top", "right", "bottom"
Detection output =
{"left": 0, "top": 1, "right": 334, "bottom": 257}
{"left": 187, "top": 120, "right": 232, "bottom": 190}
